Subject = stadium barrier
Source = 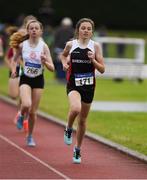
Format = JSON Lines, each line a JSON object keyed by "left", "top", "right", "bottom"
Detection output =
{"left": 94, "top": 37, "right": 146, "bottom": 80}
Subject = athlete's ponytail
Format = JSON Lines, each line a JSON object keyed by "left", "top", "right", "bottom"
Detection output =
{"left": 9, "top": 31, "right": 29, "bottom": 49}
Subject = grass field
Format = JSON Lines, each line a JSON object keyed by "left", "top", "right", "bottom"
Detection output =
{"left": 0, "top": 64, "right": 147, "bottom": 155}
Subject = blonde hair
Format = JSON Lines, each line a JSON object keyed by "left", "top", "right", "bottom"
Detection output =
{"left": 26, "top": 20, "right": 43, "bottom": 31}
{"left": 9, "top": 20, "right": 43, "bottom": 49}
{"left": 9, "top": 31, "right": 29, "bottom": 49}
{"left": 5, "top": 26, "right": 18, "bottom": 36}
{"left": 23, "top": 15, "right": 37, "bottom": 28}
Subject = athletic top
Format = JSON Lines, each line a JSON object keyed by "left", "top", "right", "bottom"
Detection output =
{"left": 7, "top": 48, "right": 14, "bottom": 60}
{"left": 22, "top": 38, "right": 45, "bottom": 78}
{"left": 7, "top": 47, "right": 20, "bottom": 75}
{"left": 67, "top": 39, "right": 96, "bottom": 88}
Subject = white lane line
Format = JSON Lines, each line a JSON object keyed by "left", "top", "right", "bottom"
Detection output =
{"left": 0, "top": 134, "right": 71, "bottom": 180}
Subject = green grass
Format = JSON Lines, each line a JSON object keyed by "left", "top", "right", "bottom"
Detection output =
{"left": 87, "top": 112, "right": 147, "bottom": 155}
{"left": 94, "top": 78, "right": 147, "bottom": 101}
{"left": 1, "top": 64, "right": 147, "bottom": 155}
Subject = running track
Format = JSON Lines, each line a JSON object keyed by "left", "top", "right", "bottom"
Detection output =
{"left": 0, "top": 99, "right": 147, "bottom": 179}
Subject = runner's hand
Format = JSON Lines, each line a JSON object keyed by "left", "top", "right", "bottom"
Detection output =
{"left": 88, "top": 51, "right": 95, "bottom": 61}
{"left": 11, "top": 71, "right": 17, "bottom": 79}
{"left": 41, "top": 52, "right": 47, "bottom": 64}
{"left": 62, "top": 62, "right": 69, "bottom": 71}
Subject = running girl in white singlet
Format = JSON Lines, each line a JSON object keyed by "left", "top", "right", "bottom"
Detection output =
{"left": 11, "top": 20, "right": 54, "bottom": 146}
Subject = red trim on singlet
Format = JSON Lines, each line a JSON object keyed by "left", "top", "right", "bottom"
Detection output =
{"left": 66, "top": 61, "right": 72, "bottom": 82}
{"left": 93, "top": 68, "right": 96, "bottom": 87}
{"left": 7, "top": 48, "right": 14, "bottom": 60}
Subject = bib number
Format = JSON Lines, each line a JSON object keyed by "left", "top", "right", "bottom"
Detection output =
{"left": 75, "top": 73, "right": 94, "bottom": 86}
{"left": 24, "top": 62, "right": 42, "bottom": 77}
{"left": 26, "top": 67, "right": 39, "bottom": 75}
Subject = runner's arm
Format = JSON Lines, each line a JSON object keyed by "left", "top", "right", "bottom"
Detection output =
{"left": 88, "top": 42, "right": 105, "bottom": 73}
{"left": 41, "top": 44, "right": 55, "bottom": 72}
{"left": 60, "top": 41, "right": 72, "bottom": 71}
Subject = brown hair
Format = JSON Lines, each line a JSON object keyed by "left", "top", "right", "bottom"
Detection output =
{"left": 74, "top": 18, "right": 95, "bottom": 39}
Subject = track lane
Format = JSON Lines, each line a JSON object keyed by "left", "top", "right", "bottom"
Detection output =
{"left": 0, "top": 99, "right": 147, "bottom": 179}
{"left": 0, "top": 135, "right": 69, "bottom": 179}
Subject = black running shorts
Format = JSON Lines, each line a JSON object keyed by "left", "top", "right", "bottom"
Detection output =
{"left": 19, "top": 74, "right": 44, "bottom": 89}
{"left": 66, "top": 83, "right": 95, "bottom": 104}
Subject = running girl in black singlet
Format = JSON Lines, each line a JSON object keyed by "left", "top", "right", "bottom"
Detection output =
{"left": 60, "top": 18, "right": 105, "bottom": 163}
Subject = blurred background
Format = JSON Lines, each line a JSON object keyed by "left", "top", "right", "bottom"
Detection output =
{"left": 0, "top": 0, "right": 147, "bottom": 30}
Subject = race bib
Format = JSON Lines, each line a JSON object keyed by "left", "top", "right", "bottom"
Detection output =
{"left": 24, "top": 62, "right": 42, "bottom": 77}
{"left": 74, "top": 72, "right": 94, "bottom": 86}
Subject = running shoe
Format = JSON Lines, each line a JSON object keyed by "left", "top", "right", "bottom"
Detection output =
{"left": 16, "top": 114, "right": 24, "bottom": 130}
{"left": 64, "top": 127, "right": 73, "bottom": 145}
{"left": 26, "top": 135, "right": 36, "bottom": 147}
{"left": 23, "top": 119, "right": 29, "bottom": 132}
{"left": 13, "top": 111, "right": 20, "bottom": 124}
{"left": 73, "top": 147, "right": 81, "bottom": 164}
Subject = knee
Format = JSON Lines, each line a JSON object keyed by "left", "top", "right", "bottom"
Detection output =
{"left": 70, "top": 105, "right": 81, "bottom": 115}
{"left": 21, "top": 101, "right": 31, "bottom": 111}
{"left": 9, "top": 90, "right": 19, "bottom": 99}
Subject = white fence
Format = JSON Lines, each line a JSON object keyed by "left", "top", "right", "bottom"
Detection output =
{"left": 94, "top": 37, "right": 146, "bottom": 80}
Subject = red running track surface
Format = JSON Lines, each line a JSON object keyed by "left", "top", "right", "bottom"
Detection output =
{"left": 0, "top": 99, "right": 147, "bottom": 179}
